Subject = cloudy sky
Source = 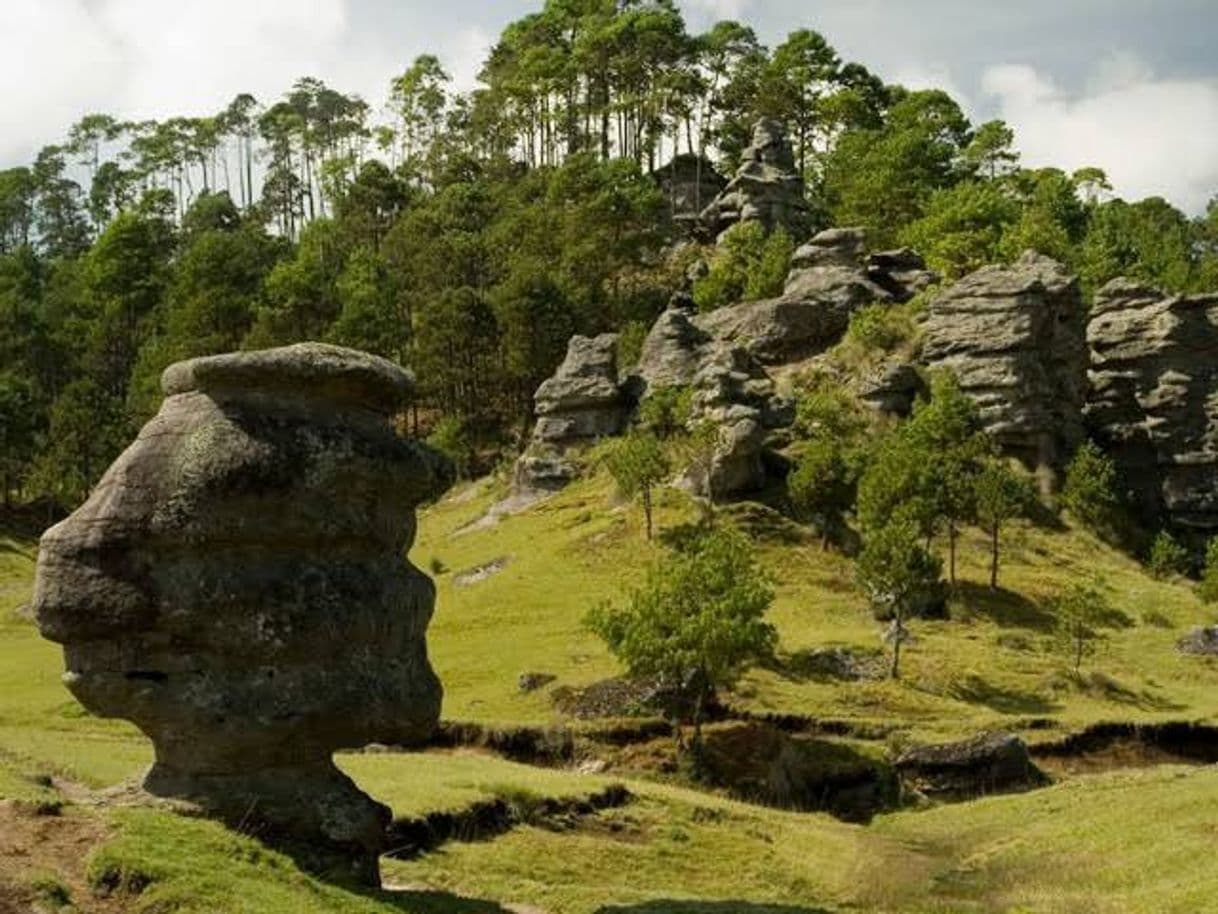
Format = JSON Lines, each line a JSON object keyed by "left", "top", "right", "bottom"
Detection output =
{"left": 3, "top": 0, "right": 1217, "bottom": 213}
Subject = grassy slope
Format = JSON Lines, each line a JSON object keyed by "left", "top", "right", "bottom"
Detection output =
{"left": 3, "top": 477, "right": 1218, "bottom": 912}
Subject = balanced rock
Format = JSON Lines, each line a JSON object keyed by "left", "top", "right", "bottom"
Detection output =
{"left": 33, "top": 343, "right": 452, "bottom": 885}
{"left": 515, "top": 334, "right": 630, "bottom": 492}
{"left": 1085, "top": 279, "right": 1218, "bottom": 536}
{"left": 922, "top": 252, "right": 1087, "bottom": 490}
{"left": 700, "top": 118, "right": 810, "bottom": 240}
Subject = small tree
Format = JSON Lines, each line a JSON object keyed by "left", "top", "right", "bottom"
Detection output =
{"left": 676, "top": 419, "right": 721, "bottom": 505}
{"left": 1053, "top": 579, "right": 1113, "bottom": 675}
{"left": 1147, "top": 530, "right": 1189, "bottom": 580}
{"left": 602, "top": 431, "right": 671, "bottom": 541}
{"left": 638, "top": 385, "right": 693, "bottom": 441}
{"left": 788, "top": 438, "right": 855, "bottom": 549}
{"left": 586, "top": 527, "right": 776, "bottom": 749}
{"left": 857, "top": 511, "right": 943, "bottom": 679}
{"left": 1062, "top": 441, "right": 1119, "bottom": 532}
{"left": 974, "top": 460, "right": 1033, "bottom": 589}
{"left": 1199, "top": 538, "right": 1218, "bottom": 604}
{"left": 426, "top": 416, "right": 473, "bottom": 481}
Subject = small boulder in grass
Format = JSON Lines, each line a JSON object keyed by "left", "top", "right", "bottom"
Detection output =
{"left": 1178, "top": 626, "right": 1218, "bottom": 656}
{"left": 895, "top": 731, "right": 1048, "bottom": 801}
{"left": 518, "top": 672, "right": 557, "bottom": 694}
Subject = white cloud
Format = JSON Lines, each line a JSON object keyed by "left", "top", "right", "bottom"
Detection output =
{"left": 682, "top": 0, "right": 754, "bottom": 21}
{"left": 983, "top": 59, "right": 1218, "bottom": 215}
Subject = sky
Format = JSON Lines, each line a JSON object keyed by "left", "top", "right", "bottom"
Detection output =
{"left": 2, "top": 0, "right": 1217, "bottom": 213}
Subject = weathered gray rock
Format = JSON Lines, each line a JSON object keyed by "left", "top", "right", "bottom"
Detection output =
{"left": 33, "top": 342, "right": 451, "bottom": 885}
{"left": 895, "top": 732, "right": 1047, "bottom": 800}
{"left": 515, "top": 334, "right": 630, "bottom": 492}
{"left": 1179, "top": 626, "right": 1218, "bottom": 656}
{"left": 636, "top": 293, "right": 711, "bottom": 389}
{"left": 700, "top": 118, "right": 810, "bottom": 240}
{"left": 688, "top": 346, "right": 794, "bottom": 496}
{"left": 854, "top": 362, "right": 926, "bottom": 418}
{"left": 695, "top": 228, "right": 938, "bottom": 365}
{"left": 922, "top": 252, "right": 1087, "bottom": 490}
{"left": 1086, "top": 279, "right": 1218, "bottom": 536}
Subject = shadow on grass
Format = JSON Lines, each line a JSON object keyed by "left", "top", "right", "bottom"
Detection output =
{"left": 596, "top": 903, "right": 832, "bottom": 914}
{"left": 949, "top": 673, "right": 1061, "bottom": 715}
{"left": 1081, "top": 672, "right": 1186, "bottom": 712}
{"left": 375, "top": 886, "right": 518, "bottom": 913}
{"left": 954, "top": 581, "right": 1056, "bottom": 631}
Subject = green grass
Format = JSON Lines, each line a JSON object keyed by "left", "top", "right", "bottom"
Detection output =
{"left": 3, "top": 476, "right": 1218, "bottom": 913}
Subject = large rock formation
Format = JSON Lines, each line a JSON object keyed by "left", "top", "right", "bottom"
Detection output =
{"left": 515, "top": 334, "right": 631, "bottom": 492}
{"left": 635, "top": 294, "right": 793, "bottom": 497}
{"left": 699, "top": 118, "right": 810, "bottom": 240}
{"left": 697, "top": 227, "right": 937, "bottom": 365}
{"left": 1085, "top": 279, "right": 1218, "bottom": 536}
{"left": 33, "top": 343, "right": 451, "bottom": 885}
{"left": 922, "top": 252, "right": 1087, "bottom": 489}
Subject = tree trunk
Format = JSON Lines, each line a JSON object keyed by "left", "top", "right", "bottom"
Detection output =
{"left": 948, "top": 521, "right": 957, "bottom": 587}
{"left": 890, "top": 606, "right": 903, "bottom": 680}
{"left": 990, "top": 523, "right": 999, "bottom": 589}
{"left": 642, "top": 485, "right": 653, "bottom": 541}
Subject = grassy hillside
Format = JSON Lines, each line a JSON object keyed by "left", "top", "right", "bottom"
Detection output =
{"left": 3, "top": 476, "right": 1218, "bottom": 913}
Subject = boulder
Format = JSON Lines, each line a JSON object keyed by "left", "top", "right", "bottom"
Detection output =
{"left": 854, "top": 362, "right": 927, "bottom": 418}
{"left": 514, "top": 334, "right": 631, "bottom": 493}
{"left": 688, "top": 345, "right": 795, "bottom": 497}
{"left": 699, "top": 118, "right": 810, "bottom": 240}
{"left": 895, "top": 732, "right": 1047, "bottom": 800}
{"left": 1085, "top": 279, "right": 1218, "bottom": 536}
{"left": 32, "top": 343, "right": 452, "bottom": 885}
{"left": 636, "top": 293, "right": 712, "bottom": 389}
{"left": 695, "top": 228, "right": 938, "bottom": 366}
{"left": 922, "top": 252, "right": 1087, "bottom": 490}
{"left": 1178, "top": 626, "right": 1218, "bottom": 656}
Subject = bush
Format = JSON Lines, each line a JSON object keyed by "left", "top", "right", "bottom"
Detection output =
{"left": 638, "top": 385, "right": 693, "bottom": 440}
{"left": 1199, "top": 538, "right": 1218, "bottom": 604}
{"left": 1147, "top": 530, "right": 1189, "bottom": 579}
{"left": 426, "top": 416, "right": 474, "bottom": 480}
{"left": 1061, "top": 441, "right": 1119, "bottom": 532}
{"left": 616, "top": 319, "right": 649, "bottom": 371}
{"left": 846, "top": 303, "right": 908, "bottom": 353}
{"left": 692, "top": 222, "right": 793, "bottom": 312}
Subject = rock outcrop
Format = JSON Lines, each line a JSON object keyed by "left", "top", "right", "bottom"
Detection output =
{"left": 699, "top": 118, "right": 810, "bottom": 240}
{"left": 514, "top": 334, "right": 631, "bottom": 492}
{"left": 922, "top": 252, "right": 1087, "bottom": 490}
{"left": 697, "top": 227, "right": 937, "bottom": 365}
{"left": 33, "top": 343, "right": 451, "bottom": 885}
{"left": 634, "top": 294, "right": 793, "bottom": 497}
{"left": 1085, "top": 279, "right": 1218, "bottom": 537}
{"left": 895, "top": 732, "right": 1047, "bottom": 800}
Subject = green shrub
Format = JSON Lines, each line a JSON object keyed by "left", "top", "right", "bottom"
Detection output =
{"left": 1147, "top": 530, "right": 1189, "bottom": 579}
{"left": 846, "top": 304, "right": 908, "bottom": 352}
{"left": 1061, "top": 441, "right": 1119, "bottom": 532}
{"left": 426, "top": 415, "right": 474, "bottom": 480}
{"left": 616, "top": 319, "right": 649, "bottom": 371}
{"left": 639, "top": 386, "right": 694, "bottom": 440}
{"left": 692, "top": 222, "right": 793, "bottom": 312}
{"left": 1199, "top": 538, "right": 1218, "bottom": 604}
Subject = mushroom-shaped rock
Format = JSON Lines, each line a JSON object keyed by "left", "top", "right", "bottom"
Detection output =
{"left": 33, "top": 342, "right": 453, "bottom": 885}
